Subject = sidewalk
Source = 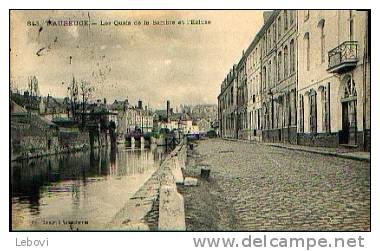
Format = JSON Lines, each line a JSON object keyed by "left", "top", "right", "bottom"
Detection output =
{"left": 222, "top": 138, "right": 370, "bottom": 162}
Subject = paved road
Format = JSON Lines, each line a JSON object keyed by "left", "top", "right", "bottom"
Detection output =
{"left": 182, "top": 138, "right": 370, "bottom": 231}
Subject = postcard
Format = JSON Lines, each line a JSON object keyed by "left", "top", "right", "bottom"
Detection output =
{"left": 10, "top": 10, "right": 370, "bottom": 232}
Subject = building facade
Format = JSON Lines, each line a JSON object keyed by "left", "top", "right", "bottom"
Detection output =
{"left": 237, "top": 54, "right": 248, "bottom": 139}
{"left": 217, "top": 10, "right": 370, "bottom": 150}
{"left": 218, "top": 66, "right": 238, "bottom": 139}
{"left": 117, "top": 107, "right": 154, "bottom": 136}
{"left": 260, "top": 10, "right": 298, "bottom": 144}
{"left": 297, "top": 10, "right": 370, "bottom": 149}
{"left": 246, "top": 33, "right": 263, "bottom": 141}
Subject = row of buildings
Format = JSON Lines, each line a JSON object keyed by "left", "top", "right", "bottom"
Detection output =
{"left": 13, "top": 89, "right": 217, "bottom": 139}
{"left": 108, "top": 99, "right": 154, "bottom": 135}
{"left": 218, "top": 10, "right": 370, "bottom": 150}
{"left": 154, "top": 101, "right": 218, "bottom": 134}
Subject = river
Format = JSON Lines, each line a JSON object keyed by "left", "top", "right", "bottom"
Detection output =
{"left": 11, "top": 145, "right": 168, "bottom": 230}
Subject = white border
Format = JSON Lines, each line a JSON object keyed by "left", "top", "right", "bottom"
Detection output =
{"left": 1, "top": 1, "right": 377, "bottom": 251}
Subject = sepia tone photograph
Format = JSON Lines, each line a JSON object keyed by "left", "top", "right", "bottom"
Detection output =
{"left": 10, "top": 9, "right": 370, "bottom": 231}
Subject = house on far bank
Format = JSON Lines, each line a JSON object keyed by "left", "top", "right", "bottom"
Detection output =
{"left": 39, "top": 95, "right": 69, "bottom": 121}
{"left": 11, "top": 99, "right": 60, "bottom": 161}
{"left": 197, "top": 118, "right": 212, "bottom": 133}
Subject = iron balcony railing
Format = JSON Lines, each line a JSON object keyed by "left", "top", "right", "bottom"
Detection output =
{"left": 328, "top": 41, "right": 358, "bottom": 72}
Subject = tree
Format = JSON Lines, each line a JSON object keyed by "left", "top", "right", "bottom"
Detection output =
{"left": 28, "top": 76, "right": 39, "bottom": 97}
{"left": 10, "top": 80, "right": 19, "bottom": 94}
{"left": 26, "top": 76, "right": 39, "bottom": 112}
{"left": 79, "top": 80, "right": 94, "bottom": 127}
{"left": 67, "top": 76, "right": 79, "bottom": 120}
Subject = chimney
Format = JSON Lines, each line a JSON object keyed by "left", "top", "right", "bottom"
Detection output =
{"left": 138, "top": 100, "right": 143, "bottom": 109}
{"left": 166, "top": 100, "right": 170, "bottom": 120}
{"left": 263, "top": 11, "right": 273, "bottom": 23}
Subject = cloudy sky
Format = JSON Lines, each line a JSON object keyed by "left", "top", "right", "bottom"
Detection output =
{"left": 10, "top": 10, "right": 264, "bottom": 109}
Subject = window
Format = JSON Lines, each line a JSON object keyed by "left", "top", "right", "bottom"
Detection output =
{"left": 304, "top": 10, "right": 310, "bottom": 21}
{"left": 318, "top": 19, "right": 326, "bottom": 63}
{"left": 349, "top": 10, "right": 354, "bottom": 41}
{"left": 286, "top": 92, "right": 291, "bottom": 126}
{"left": 255, "top": 48, "right": 258, "bottom": 64}
{"left": 290, "top": 39, "right": 295, "bottom": 73}
{"left": 290, "top": 10, "right": 294, "bottom": 24}
{"left": 252, "top": 78, "right": 255, "bottom": 99}
{"left": 263, "top": 35, "right": 266, "bottom": 55}
{"left": 343, "top": 78, "right": 357, "bottom": 98}
{"left": 343, "top": 78, "right": 357, "bottom": 127}
{"left": 309, "top": 89, "right": 317, "bottom": 133}
{"left": 304, "top": 32, "right": 310, "bottom": 71}
{"left": 299, "top": 95, "right": 304, "bottom": 132}
{"left": 268, "top": 28, "right": 272, "bottom": 50}
{"left": 275, "top": 101, "right": 280, "bottom": 128}
{"left": 284, "top": 45, "right": 288, "bottom": 77}
{"left": 258, "top": 109, "right": 261, "bottom": 130}
{"left": 262, "top": 67, "right": 266, "bottom": 90}
{"left": 264, "top": 103, "right": 269, "bottom": 129}
{"left": 284, "top": 10, "right": 288, "bottom": 30}
{"left": 277, "top": 52, "right": 282, "bottom": 81}
{"left": 321, "top": 85, "right": 330, "bottom": 132}
{"left": 278, "top": 16, "right": 282, "bottom": 38}
{"left": 250, "top": 111, "right": 252, "bottom": 129}
{"left": 268, "top": 61, "right": 272, "bottom": 88}
{"left": 290, "top": 90, "right": 296, "bottom": 125}
{"left": 230, "top": 87, "right": 233, "bottom": 106}
{"left": 256, "top": 74, "right": 260, "bottom": 95}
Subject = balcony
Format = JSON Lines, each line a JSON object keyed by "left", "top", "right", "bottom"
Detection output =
{"left": 327, "top": 41, "right": 359, "bottom": 74}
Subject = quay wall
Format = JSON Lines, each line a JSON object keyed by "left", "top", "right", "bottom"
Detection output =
{"left": 11, "top": 119, "right": 102, "bottom": 161}
{"left": 107, "top": 139, "right": 187, "bottom": 231}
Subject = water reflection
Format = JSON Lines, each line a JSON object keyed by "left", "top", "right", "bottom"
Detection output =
{"left": 11, "top": 145, "right": 167, "bottom": 230}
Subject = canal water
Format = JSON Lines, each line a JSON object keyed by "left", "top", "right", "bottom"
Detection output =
{"left": 11, "top": 145, "right": 168, "bottom": 230}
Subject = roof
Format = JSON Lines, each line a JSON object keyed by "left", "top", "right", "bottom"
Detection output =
{"left": 10, "top": 100, "right": 27, "bottom": 114}
{"left": 39, "top": 116, "right": 59, "bottom": 127}
{"left": 154, "top": 109, "right": 169, "bottom": 118}
{"left": 52, "top": 117, "right": 78, "bottom": 127}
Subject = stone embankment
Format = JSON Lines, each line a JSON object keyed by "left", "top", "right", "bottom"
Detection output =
{"left": 107, "top": 140, "right": 187, "bottom": 231}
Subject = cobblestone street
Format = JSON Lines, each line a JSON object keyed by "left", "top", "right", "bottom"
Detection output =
{"left": 181, "top": 138, "right": 370, "bottom": 231}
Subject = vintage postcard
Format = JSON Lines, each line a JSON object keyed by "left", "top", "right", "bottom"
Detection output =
{"left": 10, "top": 10, "right": 370, "bottom": 232}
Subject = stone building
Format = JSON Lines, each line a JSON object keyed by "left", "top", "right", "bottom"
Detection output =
{"left": 260, "top": 11, "right": 278, "bottom": 142}
{"left": 121, "top": 108, "right": 153, "bottom": 134}
{"left": 197, "top": 118, "right": 212, "bottom": 133}
{"left": 236, "top": 53, "right": 248, "bottom": 139}
{"left": 297, "top": 10, "right": 370, "bottom": 150}
{"left": 185, "top": 104, "right": 218, "bottom": 121}
{"left": 116, "top": 100, "right": 154, "bottom": 136}
{"left": 217, "top": 10, "right": 370, "bottom": 150}
{"left": 39, "top": 95, "right": 69, "bottom": 122}
{"left": 218, "top": 66, "right": 238, "bottom": 139}
{"left": 260, "top": 10, "right": 298, "bottom": 143}
{"left": 246, "top": 30, "right": 263, "bottom": 141}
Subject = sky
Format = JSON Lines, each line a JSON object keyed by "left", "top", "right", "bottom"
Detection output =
{"left": 10, "top": 10, "right": 264, "bottom": 109}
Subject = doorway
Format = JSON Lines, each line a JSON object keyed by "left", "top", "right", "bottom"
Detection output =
{"left": 341, "top": 102, "right": 349, "bottom": 144}
{"left": 341, "top": 77, "right": 357, "bottom": 145}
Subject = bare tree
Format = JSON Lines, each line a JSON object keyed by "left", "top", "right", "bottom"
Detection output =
{"left": 67, "top": 76, "right": 79, "bottom": 120}
{"left": 10, "top": 80, "right": 19, "bottom": 94}
{"left": 79, "top": 80, "right": 94, "bottom": 128}
{"left": 26, "top": 76, "right": 39, "bottom": 112}
{"left": 28, "top": 76, "right": 39, "bottom": 97}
